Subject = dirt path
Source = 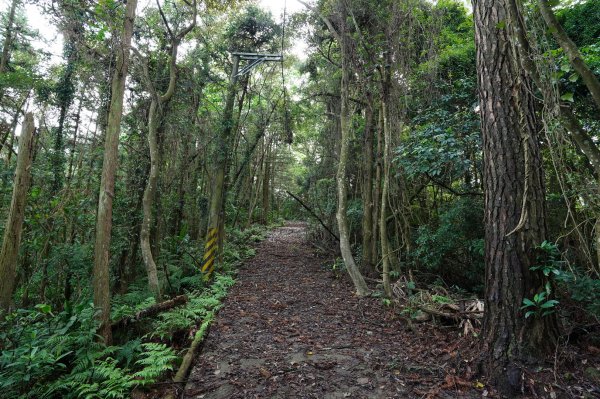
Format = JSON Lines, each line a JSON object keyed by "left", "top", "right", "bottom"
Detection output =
{"left": 183, "top": 223, "right": 479, "bottom": 398}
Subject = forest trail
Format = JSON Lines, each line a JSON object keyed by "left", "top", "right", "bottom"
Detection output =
{"left": 182, "top": 223, "right": 479, "bottom": 399}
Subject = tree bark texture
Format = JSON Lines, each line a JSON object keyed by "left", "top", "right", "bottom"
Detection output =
{"left": 0, "top": 113, "right": 35, "bottom": 312}
{"left": 379, "top": 98, "right": 392, "bottom": 298}
{"left": 361, "top": 102, "right": 375, "bottom": 275}
{"left": 92, "top": 0, "right": 137, "bottom": 344}
{"left": 474, "top": 0, "right": 560, "bottom": 391}
{"left": 371, "top": 108, "right": 383, "bottom": 263}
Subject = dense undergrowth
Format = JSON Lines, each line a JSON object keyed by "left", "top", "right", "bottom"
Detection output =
{"left": 0, "top": 225, "right": 268, "bottom": 399}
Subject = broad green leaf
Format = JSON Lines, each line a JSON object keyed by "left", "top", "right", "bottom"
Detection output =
{"left": 560, "top": 92, "right": 574, "bottom": 102}
{"left": 522, "top": 298, "right": 535, "bottom": 307}
{"left": 525, "top": 310, "right": 535, "bottom": 318}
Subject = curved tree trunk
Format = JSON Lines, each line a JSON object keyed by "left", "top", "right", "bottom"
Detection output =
{"left": 140, "top": 99, "right": 161, "bottom": 299}
{"left": 0, "top": 113, "right": 35, "bottom": 312}
{"left": 474, "top": 0, "right": 560, "bottom": 392}
{"left": 138, "top": 4, "right": 196, "bottom": 292}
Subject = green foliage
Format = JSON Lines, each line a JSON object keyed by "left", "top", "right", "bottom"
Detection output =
{"left": 410, "top": 197, "right": 484, "bottom": 292}
{"left": 224, "top": 5, "right": 281, "bottom": 53}
{"left": 398, "top": 78, "right": 480, "bottom": 182}
{"left": 530, "top": 241, "right": 600, "bottom": 318}
{"left": 0, "top": 268, "right": 241, "bottom": 399}
{"left": 558, "top": 0, "right": 600, "bottom": 48}
{"left": 521, "top": 288, "right": 560, "bottom": 319}
{"left": 326, "top": 257, "right": 347, "bottom": 275}
{"left": 0, "top": 303, "right": 175, "bottom": 398}
{"left": 148, "top": 273, "right": 234, "bottom": 340}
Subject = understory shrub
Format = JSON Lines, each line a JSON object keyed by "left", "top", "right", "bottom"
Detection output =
{"left": 0, "top": 303, "right": 177, "bottom": 399}
{"left": 409, "top": 197, "right": 484, "bottom": 292}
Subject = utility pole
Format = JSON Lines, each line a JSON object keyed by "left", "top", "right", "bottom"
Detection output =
{"left": 201, "top": 52, "right": 282, "bottom": 277}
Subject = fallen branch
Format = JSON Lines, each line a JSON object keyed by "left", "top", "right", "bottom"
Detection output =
{"left": 285, "top": 190, "right": 339, "bottom": 242}
{"left": 111, "top": 294, "right": 188, "bottom": 330}
{"left": 416, "top": 305, "right": 483, "bottom": 321}
{"left": 163, "top": 312, "right": 214, "bottom": 399}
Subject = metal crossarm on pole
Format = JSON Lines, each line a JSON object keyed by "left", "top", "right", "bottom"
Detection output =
{"left": 232, "top": 52, "right": 283, "bottom": 77}
{"left": 201, "top": 51, "right": 283, "bottom": 281}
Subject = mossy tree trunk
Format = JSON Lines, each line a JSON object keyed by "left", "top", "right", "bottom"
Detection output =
{"left": 0, "top": 113, "right": 35, "bottom": 312}
{"left": 336, "top": 15, "right": 370, "bottom": 297}
{"left": 92, "top": 0, "right": 138, "bottom": 344}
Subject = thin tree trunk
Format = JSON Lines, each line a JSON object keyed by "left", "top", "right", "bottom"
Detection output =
{"left": 261, "top": 138, "right": 271, "bottom": 225}
{"left": 361, "top": 101, "right": 375, "bottom": 275}
{"left": 379, "top": 98, "right": 392, "bottom": 298}
{"left": 537, "top": 0, "right": 600, "bottom": 111}
{"left": 337, "top": 40, "right": 369, "bottom": 297}
{"left": 371, "top": 107, "right": 383, "bottom": 265}
{"left": 67, "top": 98, "right": 83, "bottom": 186}
{"left": 52, "top": 38, "right": 78, "bottom": 193}
{"left": 0, "top": 113, "right": 35, "bottom": 312}
{"left": 138, "top": 5, "right": 196, "bottom": 295}
{"left": 0, "top": 0, "right": 19, "bottom": 74}
{"left": 92, "top": 0, "right": 137, "bottom": 344}
{"left": 140, "top": 99, "right": 161, "bottom": 299}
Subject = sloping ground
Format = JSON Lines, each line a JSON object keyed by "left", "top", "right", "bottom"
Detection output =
{"left": 182, "top": 222, "right": 482, "bottom": 398}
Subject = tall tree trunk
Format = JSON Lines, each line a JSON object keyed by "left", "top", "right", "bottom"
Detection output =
{"left": 361, "top": 101, "right": 375, "bottom": 275}
{"left": 138, "top": 5, "right": 196, "bottom": 294}
{"left": 0, "top": 0, "right": 19, "bottom": 74}
{"left": 92, "top": 0, "right": 137, "bottom": 344}
{"left": 189, "top": 137, "right": 202, "bottom": 241}
{"left": 474, "top": 0, "right": 559, "bottom": 392}
{"left": 204, "top": 55, "right": 239, "bottom": 273}
{"left": 379, "top": 97, "right": 392, "bottom": 298}
{"left": 336, "top": 38, "right": 369, "bottom": 297}
{"left": 66, "top": 98, "right": 83, "bottom": 186}
{"left": 261, "top": 138, "right": 271, "bottom": 225}
{"left": 52, "top": 38, "right": 78, "bottom": 193}
{"left": 140, "top": 99, "right": 161, "bottom": 299}
{"left": 0, "top": 113, "right": 35, "bottom": 312}
{"left": 371, "top": 107, "right": 383, "bottom": 266}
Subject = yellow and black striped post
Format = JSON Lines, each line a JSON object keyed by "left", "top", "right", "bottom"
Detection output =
{"left": 201, "top": 228, "right": 219, "bottom": 279}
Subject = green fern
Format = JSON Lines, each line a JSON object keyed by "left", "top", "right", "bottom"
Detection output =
{"left": 132, "top": 343, "right": 178, "bottom": 384}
